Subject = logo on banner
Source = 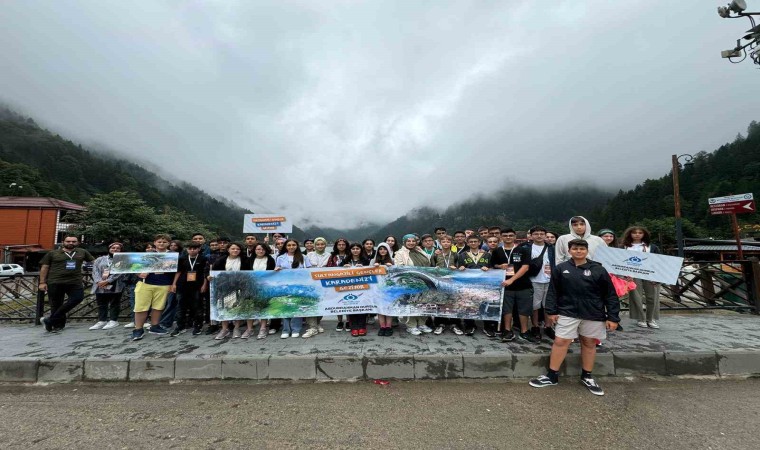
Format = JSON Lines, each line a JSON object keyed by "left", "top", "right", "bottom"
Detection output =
{"left": 622, "top": 256, "right": 647, "bottom": 267}
{"left": 339, "top": 293, "right": 363, "bottom": 304}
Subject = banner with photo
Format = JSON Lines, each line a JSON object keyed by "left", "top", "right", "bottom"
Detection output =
{"left": 210, "top": 266, "right": 505, "bottom": 321}
{"left": 111, "top": 252, "right": 179, "bottom": 274}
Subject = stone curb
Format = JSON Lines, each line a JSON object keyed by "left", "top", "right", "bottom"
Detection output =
{"left": 2, "top": 349, "right": 759, "bottom": 383}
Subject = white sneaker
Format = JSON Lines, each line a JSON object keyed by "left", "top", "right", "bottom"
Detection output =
{"left": 647, "top": 320, "right": 660, "bottom": 329}
{"left": 124, "top": 322, "right": 135, "bottom": 328}
{"left": 89, "top": 321, "right": 107, "bottom": 330}
{"left": 317, "top": 326, "right": 325, "bottom": 333}
{"left": 636, "top": 321, "right": 648, "bottom": 328}
{"left": 302, "top": 328, "right": 319, "bottom": 338}
{"left": 102, "top": 320, "right": 119, "bottom": 330}
{"left": 433, "top": 325, "right": 444, "bottom": 335}
{"left": 280, "top": 332, "right": 290, "bottom": 339}
{"left": 419, "top": 325, "right": 433, "bottom": 333}
{"left": 143, "top": 323, "right": 151, "bottom": 329}
{"left": 291, "top": 332, "right": 300, "bottom": 338}
{"left": 408, "top": 327, "right": 422, "bottom": 336}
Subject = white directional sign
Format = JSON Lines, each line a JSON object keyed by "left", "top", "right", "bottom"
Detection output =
{"left": 708, "top": 193, "right": 754, "bottom": 204}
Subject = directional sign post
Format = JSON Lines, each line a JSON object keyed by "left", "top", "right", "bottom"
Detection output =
{"left": 708, "top": 193, "right": 756, "bottom": 260}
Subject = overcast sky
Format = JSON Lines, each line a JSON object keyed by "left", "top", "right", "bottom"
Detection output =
{"left": 1, "top": 1, "right": 758, "bottom": 228}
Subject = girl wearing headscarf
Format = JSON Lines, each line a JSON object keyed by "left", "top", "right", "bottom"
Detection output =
{"left": 302, "top": 237, "right": 331, "bottom": 338}
{"left": 393, "top": 234, "right": 434, "bottom": 336}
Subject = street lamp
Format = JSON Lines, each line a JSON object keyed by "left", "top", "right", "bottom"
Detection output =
{"left": 717, "top": 1, "right": 760, "bottom": 65}
{"left": 672, "top": 154, "right": 694, "bottom": 257}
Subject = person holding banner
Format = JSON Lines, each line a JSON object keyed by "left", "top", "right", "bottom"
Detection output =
{"left": 89, "top": 242, "right": 126, "bottom": 331}
{"left": 434, "top": 235, "right": 464, "bottom": 336}
{"left": 274, "top": 239, "right": 311, "bottom": 338}
{"left": 130, "top": 234, "right": 176, "bottom": 341}
{"left": 169, "top": 242, "right": 209, "bottom": 337}
{"left": 529, "top": 239, "right": 620, "bottom": 396}
{"left": 327, "top": 238, "right": 351, "bottom": 331}
{"left": 250, "top": 243, "right": 276, "bottom": 339}
{"left": 394, "top": 234, "right": 434, "bottom": 336}
{"left": 210, "top": 242, "right": 253, "bottom": 340}
{"left": 371, "top": 242, "right": 396, "bottom": 336}
{"left": 340, "top": 243, "right": 371, "bottom": 336}
{"left": 303, "top": 237, "right": 331, "bottom": 338}
{"left": 621, "top": 226, "right": 662, "bottom": 329}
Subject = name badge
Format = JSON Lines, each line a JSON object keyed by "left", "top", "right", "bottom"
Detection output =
{"left": 65, "top": 261, "right": 77, "bottom": 270}
{"left": 543, "top": 264, "right": 551, "bottom": 275}
{"left": 505, "top": 264, "right": 515, "bottom": 276}
{"left": 187, "top": 272, "right": 197, "bottom": 282}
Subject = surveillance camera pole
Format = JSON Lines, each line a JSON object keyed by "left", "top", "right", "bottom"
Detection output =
{"left": 672, "top": 154, "right": 694, "bottom": 257}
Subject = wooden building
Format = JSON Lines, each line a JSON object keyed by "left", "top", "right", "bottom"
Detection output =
{"left": 0, "top": 197, "right": 85, "bottom": 267}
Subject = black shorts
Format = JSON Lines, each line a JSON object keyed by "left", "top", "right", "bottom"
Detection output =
{"left": 502, "top": 289, "right": 533, "bottom": 317}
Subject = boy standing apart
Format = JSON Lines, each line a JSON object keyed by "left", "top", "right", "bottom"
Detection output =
{"left": 529, "top": 239, "right": 620, "bottom": 396}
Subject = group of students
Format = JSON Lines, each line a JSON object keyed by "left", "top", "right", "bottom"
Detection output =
{"left": 39, "top": 215, "right": 664, "bottom": 396}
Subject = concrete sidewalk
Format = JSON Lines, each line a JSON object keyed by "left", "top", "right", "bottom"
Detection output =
{"left": 1, "top": 313, "right": 760, "bottom": 382}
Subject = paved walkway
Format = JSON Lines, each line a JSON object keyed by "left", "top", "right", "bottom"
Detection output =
{"left": 1, "top": 313, "right": 759, "bottom": 382}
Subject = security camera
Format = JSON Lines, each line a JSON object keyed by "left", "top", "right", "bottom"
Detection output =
{"left": 721, "top": 48, "right": 743, "bottom": 57}
{"left": 718, "top": 6, "right": 731, "bottom": 17}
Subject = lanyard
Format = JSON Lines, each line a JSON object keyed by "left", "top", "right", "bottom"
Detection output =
{"left": 188, "top": 256, "right": 198, "bottom": 271}
{"left": 503, "top": 246, "right": 516, "bottom": 263}
{"left": 441, "top": 251, "right": 452, "bottom": 267}
{"left": 64, "top": 251, "right": 76, "bottom": 260}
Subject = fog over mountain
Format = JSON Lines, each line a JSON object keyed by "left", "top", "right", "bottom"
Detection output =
{"left": 1, "top": 1, "right": 757, "bottom": 227}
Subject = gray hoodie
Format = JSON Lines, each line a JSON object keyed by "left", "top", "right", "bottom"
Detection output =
{"left": 555, "top": 216, "right": 607, "bottom": 263}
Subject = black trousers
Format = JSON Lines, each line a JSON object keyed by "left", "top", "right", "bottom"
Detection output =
{"left": 47, "top": 284, "right": 84, "bottom": 329}
{"left": 96, "top": 292, "right": 122, "bottom": 322}
{"left": 176, "top": 287, "right": 204, "bottom": 329}
{"left": 349, "top": 314, "right": 367, "bottom": 330}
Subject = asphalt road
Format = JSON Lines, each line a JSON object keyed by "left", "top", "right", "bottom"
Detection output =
{"left": 0, "top": 379, "right": 758, "bottom": 449}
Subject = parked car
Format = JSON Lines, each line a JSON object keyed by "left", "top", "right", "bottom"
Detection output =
{"left": 0, "top": 264, "right": 24, "bottom": 278}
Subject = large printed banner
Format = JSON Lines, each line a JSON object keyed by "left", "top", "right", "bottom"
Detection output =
{"left": 594, "top": 247, "right": 683, "bottom": 285}
{"left": 243, "top": 213, "right": 293, "bottom": 234}
{"left": 111, "top": 252, "right": 179, "bottom": 274}
{"left": 210, "top": 266, "right": 505, "bottom": 321}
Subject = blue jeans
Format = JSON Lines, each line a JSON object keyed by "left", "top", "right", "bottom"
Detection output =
{"left": 159, "top": 292, "right": 177, "bottom": 329}
{"left": 281, "top": 317, "right": 302, "bottom": 334}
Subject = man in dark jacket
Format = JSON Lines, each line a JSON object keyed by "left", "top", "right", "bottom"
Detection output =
{"left": 529, "top": 239, "right": 620, "bottom": 396}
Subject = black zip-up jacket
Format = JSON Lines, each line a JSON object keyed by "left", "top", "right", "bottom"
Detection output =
{"left": 545, "top": 259, "right": 620, "bottom": 322}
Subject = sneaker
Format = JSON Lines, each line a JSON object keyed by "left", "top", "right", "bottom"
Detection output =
{"left": 636, "top": 321, "right": 648, "bottom": 328}
{"left": 581, "top": 377, "right": 604, "bottom": 396}
{"left": 386, "top": 327, "right": 394, "bottom": 336}
{"left": 451, "top": 325, "right": 464, "bottom": 336}
{"left": 616, "top": 324, "right": 624, "bottom": 332}
{"left": 89, "top": 321, "right": 107, "bottom": 330}
{"left": 317, "top": 326, "right": 325, "bottom": 333}
{"left": 529, "top": 374, "right": 558, "bottom": 388}
{"left": 483, "top": 328, "right": 496, "bottom": 338}
{"left": 241, "top": 328, "right": 254, "bottom": 339}
{"left": 215, "top": 328, "right": 231, "bottom": 340}
{"left": 302, "top": 328, "right": 319, "bottom": 338}
{"left": 149, "top": 325, "right": 169, "bottom": 336}
{"left": 344, "top": 322, "right": 350, "bottom": 331}
{"left": 408, "top": 326, "right": 422, "bottom": 336}
{"left": 280, "top": 332, "right": 290, "bottom": 339}
{"left": 268, "top": 327, "right": 277, "bottom": 335}
{"left": 103, "top": 320, "right": 119, "bottom": 330}
{"left": 419, "top": 325, "right": 433, "bottom": 333}
{"left": 205, "top": 324, "right": 221, "bottom": 335}
{"left": 647, "top": 320, "right": 660, "bottom": 329}
{"left": 358, "top": 328, "right": 367, "bottom": 336}
{"left": 520, "top": 331, "right": 538, "bottom": 343}
{"left": 291, "top": 332, "right": 300, "bottom": 338}
{"left": 351, "top": 329, "right": 359, "bottom": 337}
{"left": 192, "top": 326, "right": 203, "bottom": 336}
{"left": 501, "top": 330, "right": 516, "bottom": 342}
{"left": 232, "top": 327, "right": 242, "bottom": 339}
{"left": 335, "top": 321, "right": 344, "bottom": 332}
{"left": 169, "top": 327, "right": 183, "bottom": 337}
{"left": 131, "top": 329, "right": 145, "bottom": 341}
{"left": 41, "top": 317, "right": 53, "bottom": 332}
{"left": 531, "top": 326, "right": 541, "bottom": 340}
{"left": 143, "top": 322, "right": 151, "bottom": 329}
{"left": 257, "top": 328, "right": 267, "bottom": 339}
{"left": 378, "top": 327, "right": 387, "bottom": 336}
{"left": 123, "top": 322, "right": 135, "bottom": 329}
{"left": 465, "top": 326, "right": 476, "bottom": 336}
{"left": 433, "top": 325, "right": 445, "bottom": 335}
{"left": 544, "top": 327, "right": 556, "bottom": 340}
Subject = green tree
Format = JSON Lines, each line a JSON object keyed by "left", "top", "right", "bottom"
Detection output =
{"left": 70, "top": 191, "right": 160, "bottom": 245}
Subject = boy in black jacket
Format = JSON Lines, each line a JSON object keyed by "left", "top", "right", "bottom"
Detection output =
{"left": 529, "top": 239, "right": 620, "bottom": 396}
{"left": 170, "top": 243, "right": 209, "bottom": 336}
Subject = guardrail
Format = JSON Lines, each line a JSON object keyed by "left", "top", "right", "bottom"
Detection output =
{"left": 2, "top": 259, "right": 759, "bottom": 323}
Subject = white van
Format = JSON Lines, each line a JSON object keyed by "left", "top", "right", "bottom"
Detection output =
{"left": 0, "top": 264, "right": 24, "bottom": 278}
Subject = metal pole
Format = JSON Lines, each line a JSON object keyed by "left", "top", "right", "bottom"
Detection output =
{"left": 732, "top": 213, "right": 744, "bottom": 260}
{"left": 672, "top": 155, "right": 684, "bottom": 257}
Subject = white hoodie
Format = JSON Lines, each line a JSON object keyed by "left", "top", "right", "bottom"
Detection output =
{"left": 555, "top": 216, "right": 607, "bottom": 263}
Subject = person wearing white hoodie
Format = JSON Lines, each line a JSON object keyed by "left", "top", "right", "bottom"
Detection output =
{"left": 555, "top": 216, "right": 607, "bottom": 264}
{"left": 302, "top": 237, "right": 331, "bottom": 338}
